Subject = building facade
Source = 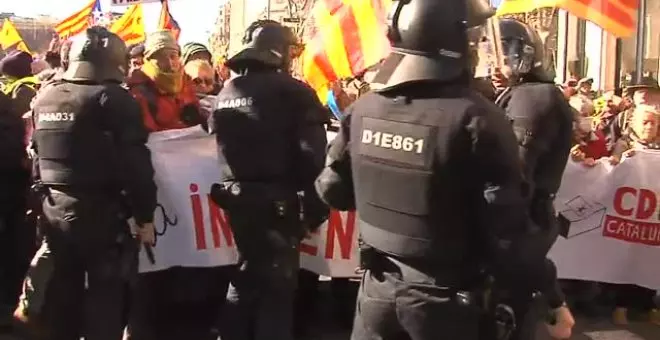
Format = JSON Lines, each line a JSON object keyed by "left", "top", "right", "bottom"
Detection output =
{"left": 0, "top": 13, "right": 56, "bottom": 56}
{"left": 519, "top": 1, "right": 659, "bottom": 91}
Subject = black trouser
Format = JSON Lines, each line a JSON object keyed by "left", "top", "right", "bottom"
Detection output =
{"left": 220, "top": 206, "right": 301, "bottom": 340}
{"left": 0, "top": 172, "right": 31, "bottom": 325}
{"left": 126, "top": 267, "right": 231, "bottom": 340}
{"left": 15, "top": 190, "right": 133, "bottom": 340}
{"left": 507, "top": 294, "right": 540, "bottom": 340}
{"left": 294, "top": 269, "right": 320, "bottom": 336}
{"left": 330, "top": 278, "right": 359, "bottom": 329}
{"left": 351, "top": 257, "right": 480, "bottom": 340}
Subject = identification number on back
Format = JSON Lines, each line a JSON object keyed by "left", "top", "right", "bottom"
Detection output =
{"left": 38, "top": 112, "right": 75, "bottom": 122}
{"left": 361, "top": 130, "right": 424, "bottom": 154}
{"left": 357, "top": 117, "right": 435, "bottom": 169}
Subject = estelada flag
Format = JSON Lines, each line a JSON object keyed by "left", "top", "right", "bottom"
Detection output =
{"left": 302, "top": 0, "right": 392, "bottom": 104}
{"left": 0, "top": 19, "right": 24, "bottom": 50}
{"left": 158, "top": 0, "right": 181, "bottom": 41}
{"left": 496, "top": 0, "right": 638, "bottom": 38}
{"left": 110, "top": 4, "right": 146, "bottom": 45}
{"left": 54, "top": 0, "right": 100, "bottom": 39}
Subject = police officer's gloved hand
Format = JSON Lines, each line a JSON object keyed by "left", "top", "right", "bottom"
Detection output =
{"left": 210, "top": 183, "right": 231, "bottom": 209}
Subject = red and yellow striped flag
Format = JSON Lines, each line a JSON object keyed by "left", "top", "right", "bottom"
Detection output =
{"left": 497, "top": 0, "right": 638, "bottom": 38}
{"left": 54, "top": 0, "right": 98, "bottom": 39}
{"left": 110, "top": 4, "right": 146, "bottom": 45}
{"left": 302, "top": 0, "right": 392, "bottom": 103}
{"left": 158, "top": 0, "right": 181, "bottom": 41}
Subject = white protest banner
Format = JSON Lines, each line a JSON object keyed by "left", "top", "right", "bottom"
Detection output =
{"left": 550, "top": 150, "right": 660, "bottom": 290}
{"left": 111, "top": 0, "right": 167, "bottom": 7}
{"left": 139, "top": 126, "right": 360, "bottom": 277}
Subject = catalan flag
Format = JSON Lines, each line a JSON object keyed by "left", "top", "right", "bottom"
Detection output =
{"left": 110, "top": 5, "right": 146, "bottom": 45}
{"left": 0, "top": 19, "right": 24, "bottom": 50}
{"left": 496, "top": 0, "right": 638, "bottom": 38}
{"left": 54, "top": 0, "right": 100, "bottom": 39}
{"left": 302, "top": 0, "right": 392, "bottom": 104}
{"left": 158, "top": 0, "right": 181, "bottom": 41}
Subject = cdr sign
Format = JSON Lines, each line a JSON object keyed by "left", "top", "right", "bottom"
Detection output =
{"left": 111, "top": 0, "right": 170, "bottom": 7}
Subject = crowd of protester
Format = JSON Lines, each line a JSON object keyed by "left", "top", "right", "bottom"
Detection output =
{"left": 557, "top": 75, "right": 660, "bottom": 326}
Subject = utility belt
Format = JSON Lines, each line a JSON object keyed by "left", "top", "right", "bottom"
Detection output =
{"left": 30, "top": 181, "right": 149, "bottom": 265}
{"left": 360, "top": 246, "right": 494, "bottom": 310}
{"left": 210, "top": 181, "right": 299, "bottom": 218}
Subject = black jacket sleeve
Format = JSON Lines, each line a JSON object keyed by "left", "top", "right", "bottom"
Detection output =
{"left": 104, "top": 86, "right": 157, "bottom": 225}
{"left": 506, "top": 84, "right": 572, "bottom": 196}
{"left": 293, "top": 82, "right": 330, "bottom": 229}
{"left": 465, "top": 98, "right": 557, "bottom": 296}
{"left": 315, "top": 111, "right": 356, "bottom": 211}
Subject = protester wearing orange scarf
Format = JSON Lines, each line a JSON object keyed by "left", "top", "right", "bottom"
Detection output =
{"left": 127, "top": 30, "right": 202, "bottom": 132}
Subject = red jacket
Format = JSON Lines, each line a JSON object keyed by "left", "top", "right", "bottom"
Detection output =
{"left": 128, "top": 70, "right": 201, "bottom": 132}
{"left": 579, "top": 130, "right": 609, "bottom": 159}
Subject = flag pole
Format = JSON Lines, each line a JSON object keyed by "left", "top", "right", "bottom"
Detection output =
{"left": 634, "top": 0, "right": 647, "bottom": 83}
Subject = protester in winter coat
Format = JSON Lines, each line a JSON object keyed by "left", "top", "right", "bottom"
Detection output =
{"left": 568, "top": 95, "right": 608, "bottom": 165}
{"left": 0, "top": 51, "right": 38, "bottom": 119}
{"left": 127, "top": 30, "right": 203, "bottom": 132}
{"left": 610, "top": 104, "right": 660, "bottom": 165}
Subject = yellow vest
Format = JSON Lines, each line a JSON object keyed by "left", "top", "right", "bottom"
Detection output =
{"left": 1, "top": 76, "right": 39, "bottom": 97}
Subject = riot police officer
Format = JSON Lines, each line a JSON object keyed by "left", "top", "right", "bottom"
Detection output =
{"left": 491, "top": 18, "right": 576, "bottom": 340}
{"left": 13, "top": 27, "right": 157, "bottom": 340}
{"left": 315, "top": 1, "right": 573, "bottom": 339}
{"left": 209, "top": 20, "right": 329, "bottom": 340}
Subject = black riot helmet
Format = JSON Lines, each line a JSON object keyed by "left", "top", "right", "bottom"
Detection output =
{"left": 371, "top": 0, "right": 495, "bottom": 91}
{"left": 62, "top": 26, "right": 128, "bottom": 83}
{"left": 499, "top": 18, "right": 554, "bottom": 82}
{"left": 225, "top": 20, "right": 300, "bottom": 73}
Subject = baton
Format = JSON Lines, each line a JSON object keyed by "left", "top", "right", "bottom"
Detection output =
{"left": 142, "top": 243, "right": 156, "bottom": 265}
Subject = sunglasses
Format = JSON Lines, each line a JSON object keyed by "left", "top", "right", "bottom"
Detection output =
{"left": 193, "top": 77, "right": 214, "bottom": 86}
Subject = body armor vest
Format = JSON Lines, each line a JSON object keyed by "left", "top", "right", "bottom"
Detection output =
{"left": 349, "top": 86, "right": 483, "bottom": 266}
{"left": 32, "top": 82, "right": 121, "bottom": 188}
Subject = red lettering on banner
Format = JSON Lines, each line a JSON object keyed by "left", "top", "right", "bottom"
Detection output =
{"left": 325, "top": 210, "right": 356, "bottom": 259}
{"left": 612, "top": 187, "right": 658, "bottom": 220}
{"left": 613, "top": 186, "right": 636, "bottom": 217}
{"left": 300, "top": 229, "right": 320, "bottom": 256}
{"left": 207, "top": 196, "right": 234, "bottom": 248}
{"left": 603, "top": 215, "right": 660, "bottom": 246}
{"left": 606, "top": 187, "right": 660, "bottom": 245}
{"left": 190, "top": 183, "right": 207, "bottom": 250}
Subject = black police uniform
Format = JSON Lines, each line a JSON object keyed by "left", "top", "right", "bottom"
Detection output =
{"left": 315, "top": 1, "right": 561, "bottom": 339}
{"left": 0, "top": 90, "right": 31, "bottom": 328}
{"left": 16, "top": 27, "right": 157, "bottom": 340}
{"left": 209, "top": 20, "right": 328, "bottom": 340}
{"left": 489, "top": 18, "right": 573, "bottom": 340}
